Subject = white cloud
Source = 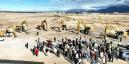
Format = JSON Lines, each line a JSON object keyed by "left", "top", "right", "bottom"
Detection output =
{"left": 0, "top": 0, "right": 128, "bottom": 11}
{"left": 53, "top": 0, "right": 128, "bottom": 10}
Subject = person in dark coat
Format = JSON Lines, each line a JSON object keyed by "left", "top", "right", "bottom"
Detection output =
{"left": 57, "top": 50, "right": 60, "bottom": 57}
{"left": 54, "top": 37, "right": 56, "bottom": 42}
{"left": 32, "top": 46, "right": 36, "bottom": 55}
{"left": 25, "top": 43, "right": 28, "bottom": 49}
{"left": 108, "top": 51, "right": 111, "bottom": 62}
{"left": 110, "top": 52, "right": 114, "bottom": 62}
{"left": 36, "top": 32, "right": 39, "bottom": 35}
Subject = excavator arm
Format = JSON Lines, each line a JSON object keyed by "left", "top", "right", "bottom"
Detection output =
{"left": 77, "top": 20, "right": 81, "bottom": 34}
{"left": 40, "top": 20, "right": 47, "bottom": 31}
{"left": 21, "top": 20, "right": 28, "bottom": 32}
{"left": 59, "top": 20, "right": 64, "bottom": 27}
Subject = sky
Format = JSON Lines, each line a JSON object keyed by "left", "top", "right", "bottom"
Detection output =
{"left": 0, "top": 0, "right": 128, "bottom": 11}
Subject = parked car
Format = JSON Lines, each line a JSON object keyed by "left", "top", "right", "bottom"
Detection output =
{"left": 121, "top": 51, "right": 129, "bottom": 60}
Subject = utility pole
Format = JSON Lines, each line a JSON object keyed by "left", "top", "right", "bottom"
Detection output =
{"left": 104, "top": 25, "right": 107, "bottom": 64}
{"left": 104, "top": 26, "right": 107, "bottom": 44}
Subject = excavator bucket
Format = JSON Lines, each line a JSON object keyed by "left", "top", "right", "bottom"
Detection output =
{"left": 36, "top": 25, "right": 41, "bottom": 30}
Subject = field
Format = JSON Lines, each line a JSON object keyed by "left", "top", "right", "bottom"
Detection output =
{"left": 0, "top": 13, "right": 128, "bottom": 64}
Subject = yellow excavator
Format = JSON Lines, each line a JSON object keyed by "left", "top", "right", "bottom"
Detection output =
{"left": 6, "top": 25, "right": 17, "bottom": 37}
{"left": 59, "top": 20, "right": 67, "bottom": 31}
{"left": 36, "top": 20, "right": 47, "bottom": 31}
{"left": 0, "top": 20, "right": 28, "bottom": 37}
{"left": 15, "top": 20, "right": 28, "bottom": 33}
{"left": 104, "top": 25, "right": 127, "bottom": 39}
{"left": 77, "top": 20, "right": 91, "bottom": 35}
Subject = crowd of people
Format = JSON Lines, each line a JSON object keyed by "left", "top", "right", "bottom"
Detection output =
{"left": 25, "top": 37, "right": 122, "bottom": 64}
{"left": 58, "top": 38, "right": 120, "bottom": 64}
{"left": 26, "top": 38, "right": 60, "bottom": 57}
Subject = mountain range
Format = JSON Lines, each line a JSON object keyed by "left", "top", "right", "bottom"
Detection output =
{"left": 65, "top": 4, "right": 129, "bottom": 13}
{"left": 1, "top": 4, "right": 129, "bottom": 13}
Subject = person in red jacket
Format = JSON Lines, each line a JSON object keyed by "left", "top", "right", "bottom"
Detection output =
{"left": 35, "top": 47, "right": 39, "bottom": 56}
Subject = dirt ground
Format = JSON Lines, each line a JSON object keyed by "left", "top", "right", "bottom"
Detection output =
{"left": 0, "top": 13, "right": 128, "bottom": 64}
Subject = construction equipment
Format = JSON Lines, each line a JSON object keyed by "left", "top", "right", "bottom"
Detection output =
{"left": 59, "top": 20, "right": 67, "bottom": 31}
{"left": 15, "top": 20, "right": 28, "bottom": 32}
{"left": 51, "top": 20, "right": 67, "bottom": 32}
{"left": 36, "top": 20, "right": 47, "bottom": 31}
{"left": 0, "top": 31, "right": 5, "bottom": 37}
{"left": 6, "top": 26, "right": 17, "bottom": 37}
{"left": 77, "top": 20, "right": 91, "bottom": 35}
{"left": 0, "top": 20, "right": 28, "bottom": 37}
{"left": 104, "top": 25, "right": 126, "bottom": 39}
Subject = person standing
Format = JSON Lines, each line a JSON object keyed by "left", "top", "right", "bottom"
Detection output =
{"left": 119, "top": 35, "right": 122, "bottom": 42}
{"left": 25, "top": 43, "right": 28, "bottom": 49}
{"left": 107, "top": 51, "right": 111, "bottom": 62}
{"left": 36, "top": 32, "right": 39, "bottom": 35}
{"left": 111, "top": 52, "right": 114, "bottom": 62}
{"left": 103, "top": 52, "right": 107, "bottom": 64}
{"left": 54, "top": 37, "right": 56, "bottom": 42}
{"left": 100, "top": 52, "right": 104, "bottom": 62}
{"left": 35, "top": 47, "right": 39, "bottom": 56}
{"left": 75, "top": 53, "right": 79, "bottom": 64}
